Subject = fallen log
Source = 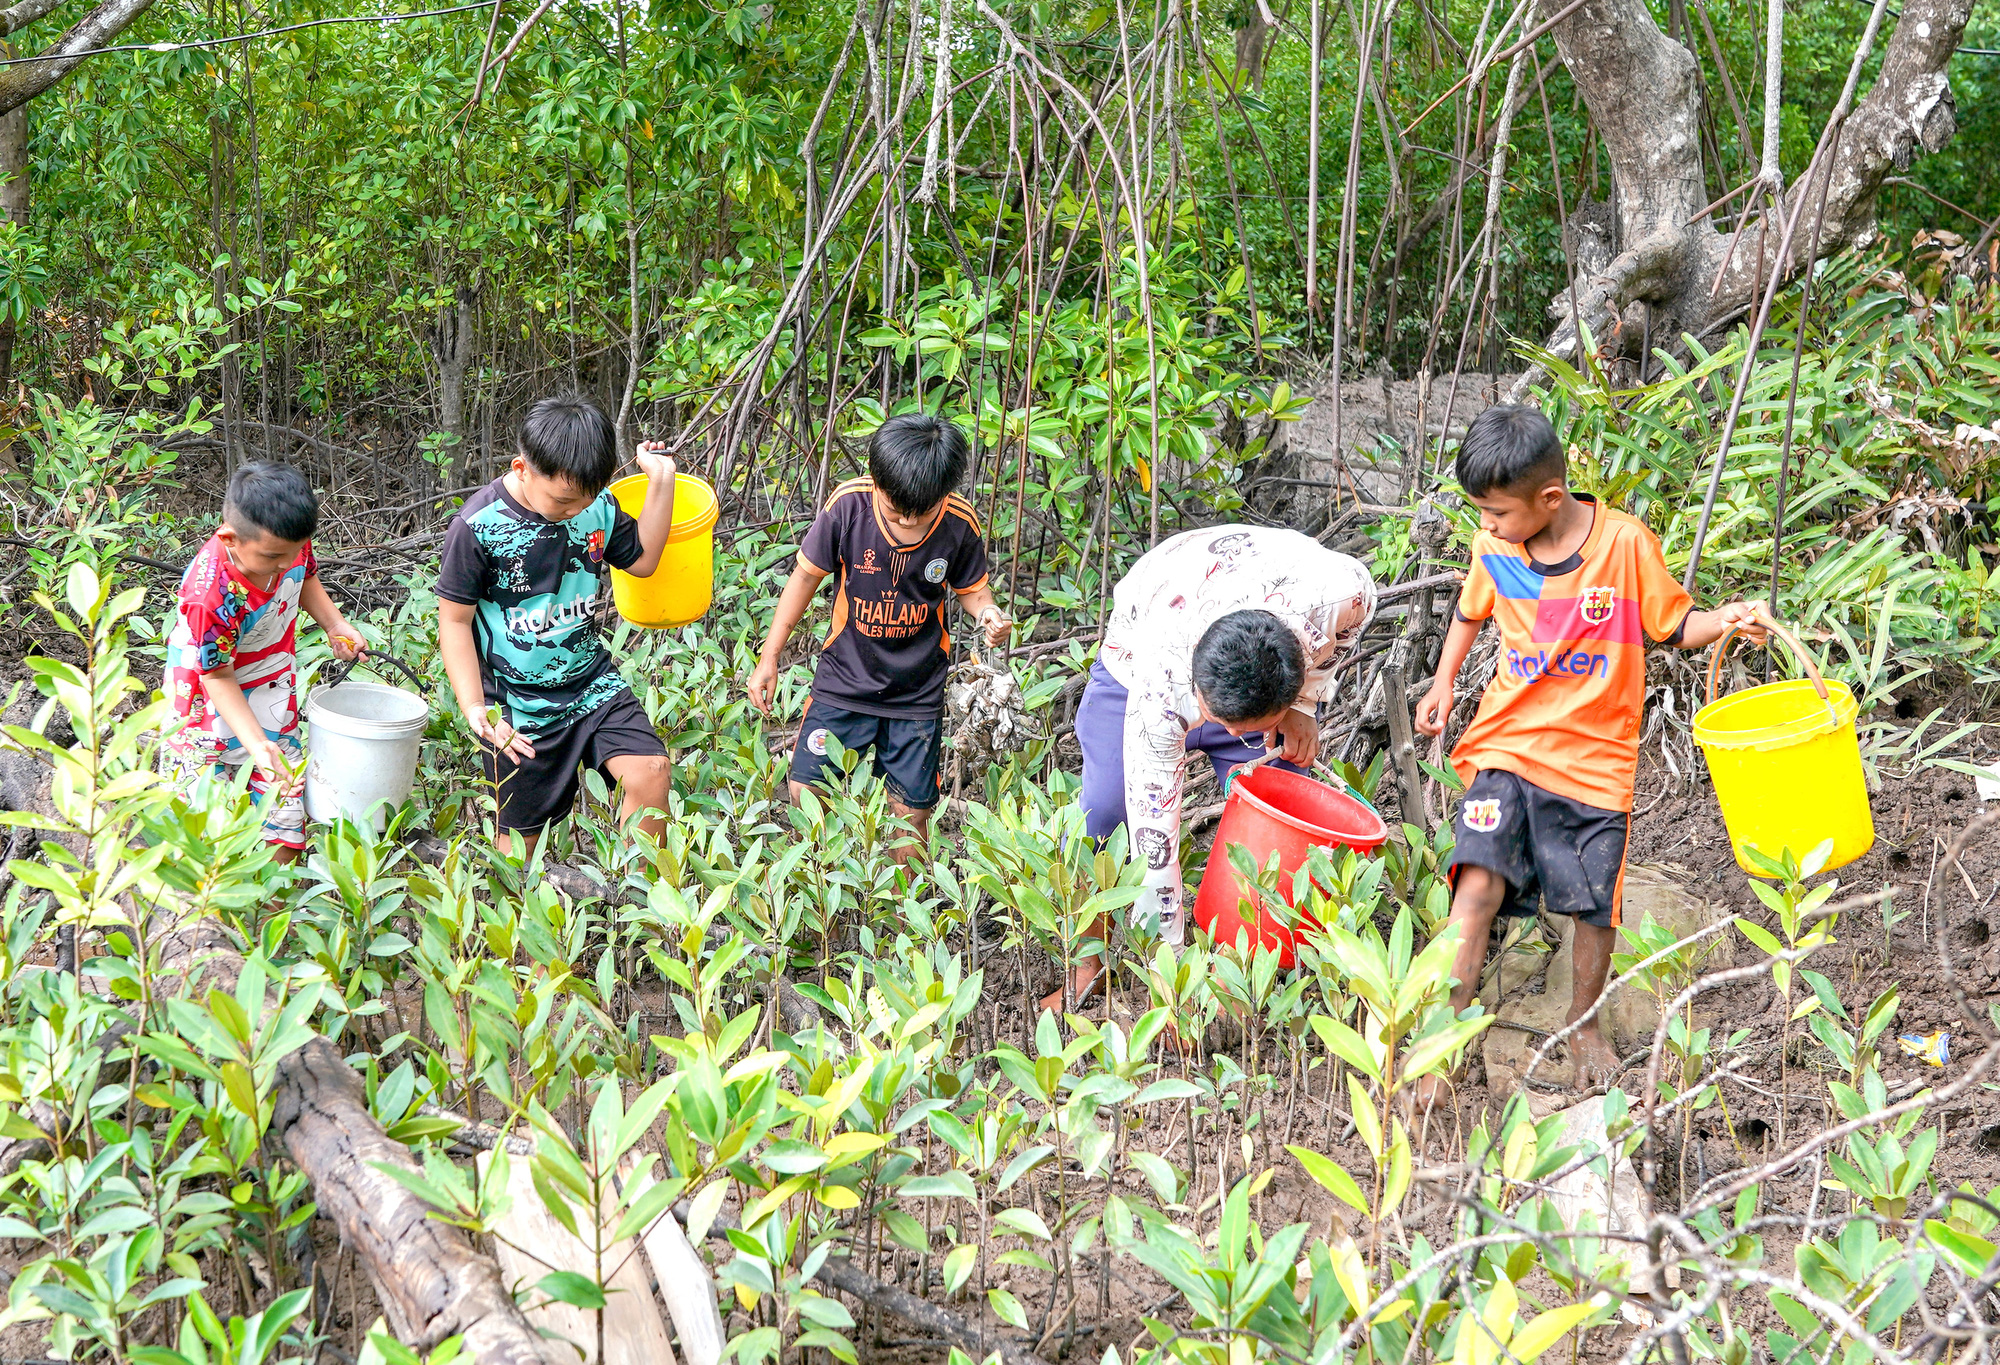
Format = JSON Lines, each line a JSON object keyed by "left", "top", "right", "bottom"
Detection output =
{"left": 699, "top": 1211, "right": 1055, "bottom": 1365}
{"left": 814, "top": 1255, "right": 1055, "bottom": 1365}
{"left": 158, "top": 914, "right": 572, "bottom": 1365}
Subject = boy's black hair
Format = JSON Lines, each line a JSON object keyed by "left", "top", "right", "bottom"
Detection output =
{"left": 1456, "top": 404, "right": 1567, "bottom": 497}
{"left": 223, "top": 462, "right": 319, "bottom": 543}
{"left": 520, "top": 393, "right": 618, "bottom": 493}
{"left": 1192, "top": 610, "right": 1305, "bottom": 722}
{"left": 869, "top": 413, "right": 968, "bottom": 515}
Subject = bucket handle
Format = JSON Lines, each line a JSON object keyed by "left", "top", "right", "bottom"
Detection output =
{"left": 324, "top": 649, "right": 429, "bottom": 697}
{"left": 1704, "top": 602, "right": 1830, "bottom": 707}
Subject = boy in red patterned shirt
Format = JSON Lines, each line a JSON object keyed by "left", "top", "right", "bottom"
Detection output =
{"left": 1415, "top": 406, "right": 1763, "bottom": 1098}
{"left": 164, "top": 463, "right": 364, "bottom": 856}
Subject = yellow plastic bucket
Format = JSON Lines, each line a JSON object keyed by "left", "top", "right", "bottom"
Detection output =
{"left": 607, "top": 472, "right": 719, "bottom": 628}
{"left": 1691, "top": 609, "right": 1873, "bottom": 875}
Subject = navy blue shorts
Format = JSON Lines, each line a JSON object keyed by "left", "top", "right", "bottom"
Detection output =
{"left": 789, "top": 699, "right": 944, "bottom": 810}
{"left": 1448, "top": 769, "right": 1629, "bottom": 928}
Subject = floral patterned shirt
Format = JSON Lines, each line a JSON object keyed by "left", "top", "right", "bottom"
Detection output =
{"left": 1099, "top": 526, "right": 1376, "bottom": 941}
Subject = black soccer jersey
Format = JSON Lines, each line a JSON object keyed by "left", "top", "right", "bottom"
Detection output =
{"left": 797, "top": 478, "right": 991, "bottom": 718}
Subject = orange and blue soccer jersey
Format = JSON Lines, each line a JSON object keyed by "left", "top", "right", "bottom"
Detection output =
{"left": 1450, "top": 496, "right": 1692, "bottom": 813}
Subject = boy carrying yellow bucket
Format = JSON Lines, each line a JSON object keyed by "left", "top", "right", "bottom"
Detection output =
{"left": 1414, "top": 404, "right": 1770, "bottom": 1104}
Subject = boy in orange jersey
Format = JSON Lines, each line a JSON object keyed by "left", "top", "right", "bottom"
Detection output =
{"left": 748, "top": 414, "right": 1011, "bottom": 858}
{"left": 1415, "top": 404, "right": 1764, "bottom": 1096}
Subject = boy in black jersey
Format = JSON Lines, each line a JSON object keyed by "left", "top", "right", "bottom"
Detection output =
{"left": 748, "top": 414, "right": 1012, "bottom": 858}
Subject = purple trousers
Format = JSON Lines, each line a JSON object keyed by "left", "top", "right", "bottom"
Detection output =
{"left": 1076, "top": 660, "right": 1306, "bottom": 842}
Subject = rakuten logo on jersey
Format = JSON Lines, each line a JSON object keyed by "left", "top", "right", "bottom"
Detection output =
{"left": 505, "top": 597, "right": 592, "bottom": 637}
{"left": 1506, "top": 648, "right": 1609, "bottom": 681}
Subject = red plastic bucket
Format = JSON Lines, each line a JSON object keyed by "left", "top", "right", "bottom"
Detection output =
{"left": 1192, "top": 765, "right": 1389, "bottom": 966}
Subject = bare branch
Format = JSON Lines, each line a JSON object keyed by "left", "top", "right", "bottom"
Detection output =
{"left": 0, "top": 0, "right": 156, "bottom": 115}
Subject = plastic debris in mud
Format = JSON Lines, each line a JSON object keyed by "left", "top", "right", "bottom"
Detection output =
{"left": 1898, "top": 1030, "right": 1949, "bottom": 1067}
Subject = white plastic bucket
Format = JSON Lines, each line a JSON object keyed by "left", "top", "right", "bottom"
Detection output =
{"left": 305, "top": 681, "right": 428, "bottom": 831}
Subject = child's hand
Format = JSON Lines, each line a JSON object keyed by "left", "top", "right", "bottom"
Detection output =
{"left": 636, "top": 441, "right": 677, "bottom": 484}
{"left": 747, "top": 657, "right": 780, "bottom": 715}
{"left": 1715, "top": 599, "right": 1770, "bottom": 644}
{"left": 1414, "top": 680, "right": 1455, "bottom": 736}
{"left": 248, "top": 737, "right": 303, "bottom": 795}
{"left": 977, "top": 606, "right": 1013, "bottom": 648}
{"left": 329, "top": 623, "right": 368, "bottom": 662}
{"left": 467, "top": 706, "right": 536, "bottom": 763}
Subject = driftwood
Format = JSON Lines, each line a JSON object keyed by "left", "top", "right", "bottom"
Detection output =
{"left": 814, "top": 1255, "right": 1056, "bottom": 1365}
{"left": 478, "top": 1150, "right": 679, "bottom": 1365}
{"left": 640, "top": 1208, "right": 724, "bottom": 1365}
{"left": 156, "top": 914, "right": 574, "bottom": 1365}
{"left": 404, "top": 831, "right": 642, "bottom": 909}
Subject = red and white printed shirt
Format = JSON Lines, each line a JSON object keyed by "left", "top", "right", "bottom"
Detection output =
{"left": 163, "top": 535, "right": 317, "bottom": 766}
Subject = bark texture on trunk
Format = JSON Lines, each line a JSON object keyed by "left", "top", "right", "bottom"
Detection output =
{"left": 1234, "top": 8, "right": 1272, "bottom": 92}
{"left": 0, "top": 91, "right": 30, "bottom": 394}
{"left": 0, "top": 0, "right": 159, "bottom": 114}
{"left": 436, "top": 285, "right": 479, "bottom": 484}
{"left": 1523, "top": 0, "right": 1970, "bottom": 383}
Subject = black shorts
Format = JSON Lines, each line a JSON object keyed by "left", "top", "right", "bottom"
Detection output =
{"left": 1448, "top": 769, "right": 1630, "bottom": 928}
{"left": 483, "top": 687, "right": 667, "bottom": 833}
{"left": 789, "top": 699, "right": 943, "bottom": 810}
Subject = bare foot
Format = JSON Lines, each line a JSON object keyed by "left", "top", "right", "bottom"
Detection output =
{"left": 1407, "top": 1070, "right": 1455, "bottom": 1118}
{"left": 1039, "top": 958, "right": 1104, "bottom": 1013}
{"left": 1571, "top": 1021, "right": 1620, "bottom": 1089}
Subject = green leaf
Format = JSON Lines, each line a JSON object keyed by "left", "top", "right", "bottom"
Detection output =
{"left": 988, "top": 1288, "right": 1029, "bottom": 1330}
{"left": 1924, "top": 1221, "right": 1996, "bottom": 1279}
{"left": 901, "top": 1172, "right": 977, "bottom": 1199}
{"left": 763, "top": 1140, "right": 829, "bottom": 1174}
{"left": 941, "top": 1243, "right": 978, "bottom": 1295}
{"left": 796, "top": 1293, "right": 856, "bottom": 1329}
{"left": 994, "top": 1207, "right": 1051, "bottom": 1241}
{"left": 1512, "top": 1299, "right": 1607, "bottom": 1361}
{"left": 1734, "top": 917, "right": 1782, "bottom": 956}
{"left": 538, "top": 1271, "right": 607, "bottom": 1310}
{"left": 1285, "top": 1145, "right": 1369, "bottom": 1215}
{"left": 1126, "top": 1152, "right": 1181, "bottom": 1205}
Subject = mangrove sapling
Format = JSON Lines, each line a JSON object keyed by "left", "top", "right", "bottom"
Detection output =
{"left": 1735, "top": 839, "right": 1842, "bottom": 1146}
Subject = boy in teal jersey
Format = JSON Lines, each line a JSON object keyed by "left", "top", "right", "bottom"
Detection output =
{"left": 437, "top": 394, "right": 677, "bottom": 852}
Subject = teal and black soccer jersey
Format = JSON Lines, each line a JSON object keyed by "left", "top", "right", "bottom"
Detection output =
{"left": 436, "top": 478, "right": 642, "bottom": 733}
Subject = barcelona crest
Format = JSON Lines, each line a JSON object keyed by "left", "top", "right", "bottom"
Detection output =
{"left": 1463, "top": 799, "right": 1502, "bottom": 833}
{"left": 1579, "top": 586, "right": 1616, "bottom": 625}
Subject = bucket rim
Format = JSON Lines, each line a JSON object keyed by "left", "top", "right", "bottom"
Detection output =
{"left": 609, "top": 472, "right": 720, "bottom": 544}
{"left": 1692, "top": 676, "right": 1858, "bottom": 751}
{"left": 1232, "top": 766, "right": 1390, "bottom": 847}
{"left": 306, "top": 679, "right": 429, "bottom": 731}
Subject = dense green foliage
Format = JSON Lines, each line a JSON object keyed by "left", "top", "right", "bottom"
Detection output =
{"left": 11, "top": 0, "right": 1997, "bottom": 438}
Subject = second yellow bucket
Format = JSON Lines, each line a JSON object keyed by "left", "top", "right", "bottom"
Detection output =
{"left": 1691, "top": 607, "right": 1873, "bottom": 875}
{"left": 607, "top": 472, "right": 720, "bottom": 628}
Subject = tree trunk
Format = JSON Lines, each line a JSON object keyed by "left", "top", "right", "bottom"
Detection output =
{"left": 1234, "top": 6, "right": 1272, "bottom": 92}
{"left": 0, "top": 0, "right": 159, "bottom": 114}
{"left": 0, "top": 86, "right": 27, "bottom": 395}
{"left": 1520, "top": 0, "right": 1970, "bottom": 385}
{"left": 436, "top": 284, "right": 478, "bottom": 484}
